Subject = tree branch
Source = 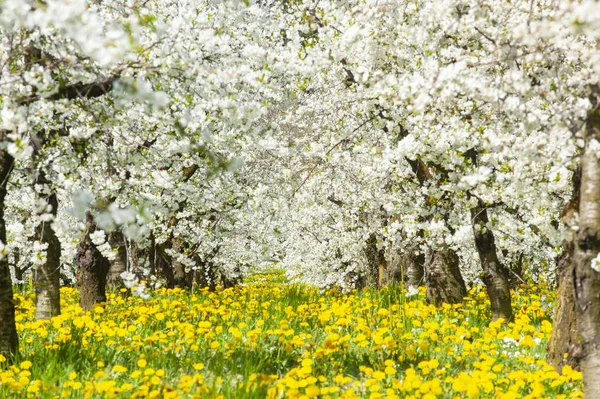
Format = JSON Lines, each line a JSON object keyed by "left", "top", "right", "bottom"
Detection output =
{"left": 19, "top": 76, "right": 119, "bottom": 105}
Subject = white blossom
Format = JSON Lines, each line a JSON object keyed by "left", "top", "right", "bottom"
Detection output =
{"left": 405, "top": 286, "right": 420, "bottom": 298}
{"left": 591, "top": 253, "right": 600, "bottom": 273}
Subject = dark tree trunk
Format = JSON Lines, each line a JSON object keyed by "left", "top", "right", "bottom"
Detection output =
{"left": 403, "top": 251, "right": 425, "bottom": 288}
{"left": 157, "top": 240, "right": 191, "bottom": 289}
{"left": 424, "top": 246, "right": 466, "bottom": 306}
{"left": 471, "top": 201, "right": 513, "bottom": 322}
{"left": 0, "top": 147, "right": 17, "bottom": 361}
{"left": 548, "top": 239, "right": 581, "bottom": 371}
{"left": 171, "top": 237, "right": 190, "bottom": 288}
{"left": 75, "top": 213, "right": 110, "bottom": 311}
{"left": 106, "top": 231, "right": 127, "bottom": 290}
{"left": 407, "top": 157, "right": 466, "bottom": 303}
{"left": 364, "top": 233, "right": 386, "bottom": 287}
{"left": 149, "top": 232, "right": 156, "bottom": 277}
{"left": 382, "top": 246, "right": 402, "bottom": 287}
{"left": 573, "top": 87, "right": 600, "bottom": 397}
{"left": 129, "top": 240, "right": 140, "bottom": 277}
{"left": 548, "top": 170, "right": 581, "bottom": 372}
{"left": 379, "top": 219, "right": 423, "bottom": 288}
{"left": 151, "top": 166, "right": 200, "bottom": 289}
{"left": 385, "top": 248, "right": 424, "bottom": 287}
{"left": 156, "top": 241, "right": 175, "bottom": 288}
{"left": 34, "top": 188, "right": 61, "bottom": 320}
{"left": 156, "top": 216, "right": 192, "bottom": 289}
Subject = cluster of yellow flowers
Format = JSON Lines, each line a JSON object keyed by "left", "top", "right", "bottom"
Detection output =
{"left": 0, "top": 273, "right": 583, "bottom": 398}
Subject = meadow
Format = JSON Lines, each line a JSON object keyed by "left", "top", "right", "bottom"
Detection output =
{"left": 0, "top": 273, "right": 583, "bottom": 398}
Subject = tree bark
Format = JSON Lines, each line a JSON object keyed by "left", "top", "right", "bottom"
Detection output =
{"left": 171, "top": 237, "right": 190, "bottom": 288}
{"left": 424, "top": 245, "right": 466, "bottom": 306}
{"left": 149, "top": 232, "right": 156, "bottom": 277}
{"left": 398, "top": 251, "right": 425, "bottom": 288}
{"left": 406, "top": 158, "right": 466, "bottom": 304}
{"left": 156, "top": 241, "right": 175, "bottom": 288}
{"left": 471, "top": 201, "right": 513, "bottom": 322}
{"left": 75, "top": 213, "right": 110, "bottom": 311}
{"left": 385, "top": 247, "right": 424, "bottom": 287}
{"left": 129, "top": 240, "right": 140, "bottom": 277}
{"left": 574, "top": 87, "right": 600, "bottom": 397}
{"left": 382, "top": 215, "right": 424, "bottom": 288}
{"left": 0, "top": 146, "right": 18, "bottom": 360}
{"left": 34, "top": 188, "right": 62, "bottom": 320}
{"left": 151, "top": 166, "right": 201, "bottom": 289}
{"left": 548, "top": 170, "right": 581, "bottom": 372}
{"left": 156, "top": 215, "right": 193, "bottom": 289}
{"left": 156, "top": 239, "right": 191, "bottom": 289}
{"left": 106, "top": 231, "right": 127, "bottom": 290}
{"left": 364, "top": 233, "right": 387, "bottom": 287}
{"left": 548, "top": 239, "right": 581, "bottom": 371}
{"left": 382, "top": 244, "right": 402, "bottom": 287}
{"left": 30, "top": 124, "right": 64, "bottom": 319}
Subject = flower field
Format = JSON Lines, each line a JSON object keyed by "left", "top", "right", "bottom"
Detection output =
{"left": 0, "top": 273, "right": 583, "bottom": 399}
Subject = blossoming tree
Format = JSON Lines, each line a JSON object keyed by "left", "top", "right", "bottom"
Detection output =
{"left": 1, "top": 0, "right": 600, "bottom": 396}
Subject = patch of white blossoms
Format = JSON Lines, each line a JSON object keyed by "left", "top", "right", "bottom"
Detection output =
{"left": 0, "top": 0, "right": 599, "bottom": 291}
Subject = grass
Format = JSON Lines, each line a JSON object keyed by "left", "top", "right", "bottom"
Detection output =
{"left": 0, "top": 272, "right": 583, "bottom": 398}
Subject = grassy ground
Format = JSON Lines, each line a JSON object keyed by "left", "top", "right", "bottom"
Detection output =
{"left": 0, "top": 272, "right": 583, "bottom": 398}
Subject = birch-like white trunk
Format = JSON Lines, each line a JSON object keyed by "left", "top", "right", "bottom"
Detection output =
{"left": 574, "top": 87, "right": 600, "bottom": 397}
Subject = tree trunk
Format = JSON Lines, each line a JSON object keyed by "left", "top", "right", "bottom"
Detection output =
{"left": 30, "top": 126, "right": 62, "bottom": 319}
{"left": 574, "top": 87, "right": 600, "bottom": 397}
{"left": 149, "top": 232, "right": 156, "bottom": 277}
{"left": 151, "top": 166, "right": 200, "bottom": 289}
{"left": 471, "top": 201, "right": 513, "bottom": 322}
{"left": 171, "top": 237, "right": 190, "bottom": 288}
{"left": 155, "top": 216, "right": 192, "bottom": 289}
{"left": 34, "top": 189, "right": 62, "bottom": 320}
{"left": 386, "top": 248, "right": 424, "bottom": 287}
{"left": 548, "top": 239, "right": 581, "bottom": 371}
{"left": 403, "top": 252, "right": 425, "bottom": 288}
{"left": 156, "top": 241, "right": 175, "bottom": 288}
{"left": 424, "top": 246, "right": 466, "bottom": 306}
{"left": 0, "top": 147, "right": 18, "bottom": 360}
{"left": 383, "top": 246, "right": 402, "bottom": 286}
{"left": 106, "top": 231, "right": 127, "bottom": 290}
{"left": 75, "top": 213, "right": 110, "bottom": 311}
{"left": 129, "top": 240, "right": 140, "bottom": 277}
{"left": 407, "top": 157, "right": 465, "bottom": 303}
{"left": 156, "top": 239, "right": 191, "bottom": 289}
{"left": 364, "top": 233, "right": 386, "bottom": 287}
{"left": 548, "top": 171, "right": 581, "bottom": 372}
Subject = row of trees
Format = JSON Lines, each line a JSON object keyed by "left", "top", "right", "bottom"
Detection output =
{"left": 1, "top": 0, "right": 600, "bottom": 396}
{"left": 0, "top": 0, "right": 283, "bottom": 362}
